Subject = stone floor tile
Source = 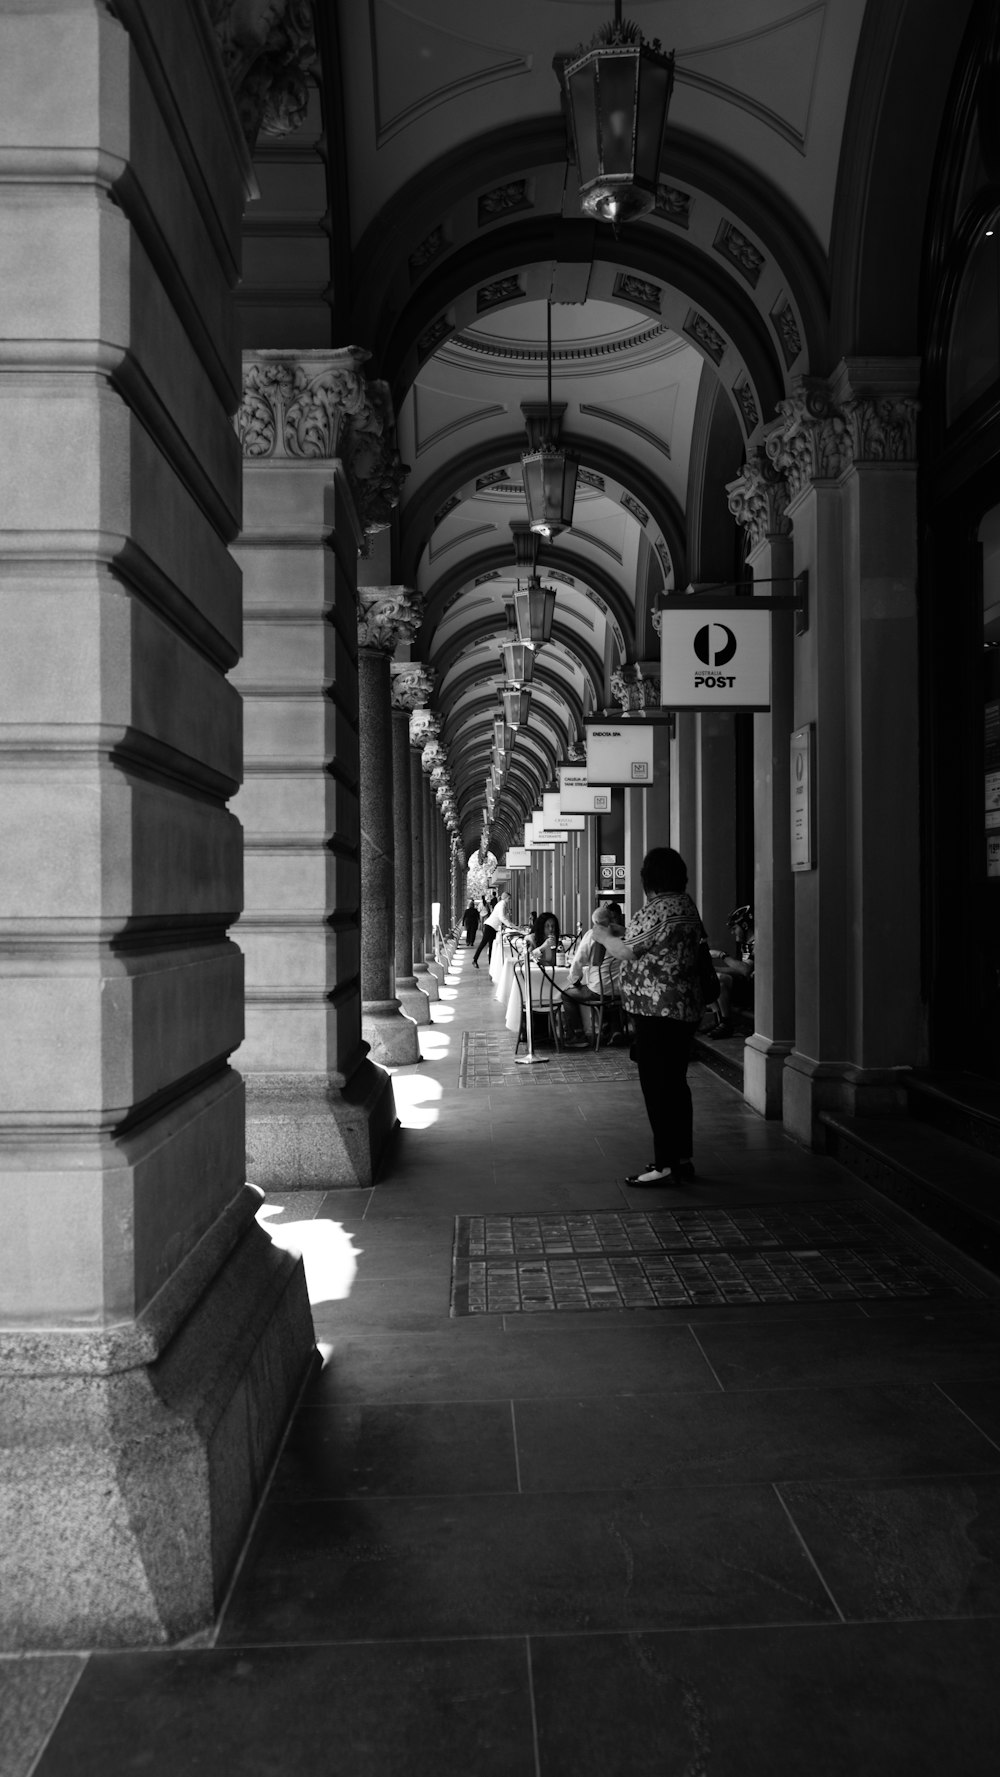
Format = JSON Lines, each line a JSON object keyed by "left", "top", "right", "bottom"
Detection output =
{"left": 217, "top": 1487, "right": 836, "bottom": 1645}
{"left": 512, "top": 1383, "right": 1000, "bottom": 1490}
{"left": 778, "top": 1475, "right": 1000, "bottom": 1618}
{"left": 270, "top": 1400, "right": 519, "bottom": 1501}
{"left": 0, "top": 1656, "right": 83, "bottom": 1777}
{"left": 529, "top": 1619, "right": 1000, "bottom": 1776}
{"left": 693, "top": 1309, "right": 1000, "bottom": 1390}
{"left": 33, "top": 1642, "right": 535, "bottom": 1777}
{"left": 306, "top": 1323, "right": 720, "bottom": 1403}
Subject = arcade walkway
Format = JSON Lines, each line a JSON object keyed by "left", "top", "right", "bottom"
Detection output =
{"left": 7, "top": 943, "right": 1000, "bottom": 1775}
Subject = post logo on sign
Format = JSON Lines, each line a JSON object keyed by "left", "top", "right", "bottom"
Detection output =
{"left": 693, "top": 623, "right": 737, "bottom": 688}
{"left": 631, "top": 761, "right": 649, "bottom": 780}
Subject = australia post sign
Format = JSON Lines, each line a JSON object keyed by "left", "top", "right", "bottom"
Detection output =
{"left": 660, "top": 607, "right": 771, "bottom": 710}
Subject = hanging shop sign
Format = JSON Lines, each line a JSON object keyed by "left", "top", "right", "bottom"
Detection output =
{"left": 790, "top": 725, "right": 815, "bottom": 871}
{"left": 584, "top": 720, "right": 655, "bottom": 785}
{"left": 542, "top": 792, "right": 585, "bottom": 831}
{"left": 525, "top": 817, "right": 556, "bottom": 851}
{"left": 659, "top": 607, "right": 771, "bottom": 710}
{"left": 558, "top": 765, "right": 611, "bottom": 814}
{"left": 505, "top": 847, "right": 532, "bottom": 869}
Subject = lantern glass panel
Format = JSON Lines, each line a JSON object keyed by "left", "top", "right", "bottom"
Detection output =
{"left": 636, "top": 56, "right": 673, "bottom": 182}
{"left": 598, "top": 53, "right": 638, "bottom": 176}
{"left": 568, "top": 58, "right": 600, "bottom": 184}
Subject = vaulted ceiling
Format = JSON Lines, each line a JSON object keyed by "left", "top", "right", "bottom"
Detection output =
{"left": 237, "top": 0, "right": 873, "bottom": 853}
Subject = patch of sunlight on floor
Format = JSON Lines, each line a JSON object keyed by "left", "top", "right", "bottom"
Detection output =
{"left": 431, "top": 1006, "right": 455, "bottom": 1022}
{"left": 439, "top": 985, "right": 457, "bottom": 998}
{"left": 390, "top": 1073, "right": 443, "bottom": 1128}
{"left": 419, "top": 1028, "right": 453, "bottom": 1059}
{"left": 257, "top": 1205, "right": 362, "bottom": 1306}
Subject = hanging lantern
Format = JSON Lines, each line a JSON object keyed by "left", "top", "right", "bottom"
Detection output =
{"left": 520, "top": 302, "right": 577, "bottom": 538}
{"left": 499, "top": 637, "right": 535, "bottom": 684}
{"left": 560, "top": 4, "right": 675, "bottom": 229}
{"left": 502, "top": 686, "right": 532, "bottom": 729}
{"left": 514, "top": 576, "right": 556, "bottom": 646}
{"left": 493, "top": 715, "right": 508, "bottom": 752}
{"left": 521, "top": 444, "right": 578, "bottom": 539}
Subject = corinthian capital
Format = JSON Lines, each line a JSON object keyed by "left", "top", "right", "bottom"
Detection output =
{"left": 726, "top": 445, "right": 791, "bottom": 548}
{"left": 832, "top": 359, "right": 920, "bottom": 465}
{"left": 345, "top": 380, "right": 410, "bottom": 535}
{"left": 765, "top": 378, "right": 852, "bottom": 497}
{"left": 238, "top": 349, "right": 370, "bottom": 459}
{"left": 391, "top": 663, "right": 437, "bottom": 713}
{"left": 421, "top": 741, "right": 446, "bottom": 776}
{"left": 611, "top": 664, "right": 660, "bottom": 713}
{"left": 357, "top": 587, "right": 423, "bottom": 654}
{"left": 209, "top": 1, "right": 318, "bottom": 149}
{"left": 409, "top": 709, "right": 441, "bottom": 751}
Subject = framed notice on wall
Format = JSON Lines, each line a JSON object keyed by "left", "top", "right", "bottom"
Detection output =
{"left": 790, "top": 725, "right": 815, "bottom": 871}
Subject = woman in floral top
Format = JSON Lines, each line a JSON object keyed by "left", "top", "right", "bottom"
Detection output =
{"left": 593, "top": 847, "right": 707, "bottom": 1187}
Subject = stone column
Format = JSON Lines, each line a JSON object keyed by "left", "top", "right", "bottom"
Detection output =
{"left": 766, "top": 366, "right": 922, "bottom": 1143}
{"left": 357, "top": 589, "right": 422, "bottom": 1065}
{"left": 232, "top": 353, "right": 402, "bottom": 1183}
{"left": 409, "top": 709, "right": 440, "bottom": 999}
{"left": 390, "top": 668, "right": 435, "bottom": 1024}
{"left": 728, "top": 450, "right": 796, "bottom": 1117}
{"left": 0, "top": 0, "right": 316, "bottom": 1647}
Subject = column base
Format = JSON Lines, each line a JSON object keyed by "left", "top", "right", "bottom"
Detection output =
{"left": 362, "top": 999, "right": 421, "bottom": 1066}
{"left": 783, "top": 1052, "right": 912, "bottom": 1148}
{"left": 743, "top": 1034, "right": 793, "bottom": 1119}
{"left": 413, "top": 962, "right": 439, "bottom": 1001}
{"left": 396, "top": 976, "right": 431, "bottom": 1025}
{"left": 0, "top": 1187, "right": 314, "bottom": 1649}
{"left": 245, "top": 1062, "right": 398, "bottom": 1188}
{"left": 426, "top": 959, "right": 447, "bottom": 985}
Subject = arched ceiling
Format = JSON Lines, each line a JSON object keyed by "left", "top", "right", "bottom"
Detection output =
{"left": 239, "top": 0, "right": 876, "bottom": 857}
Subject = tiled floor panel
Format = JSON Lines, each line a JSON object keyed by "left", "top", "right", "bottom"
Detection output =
{"left": 452, "top": 1204, "right": 982, "bottom": 1313}
{"left": 458, "top": 1029, "right": 634, "bottom": 1086}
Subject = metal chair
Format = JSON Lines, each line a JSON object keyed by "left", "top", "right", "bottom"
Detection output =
{"left": 592, "top": 961, "right": 628, "bottom": 1052}
{"left": 533, "top": 958, "right": 581, "bottom": 1052}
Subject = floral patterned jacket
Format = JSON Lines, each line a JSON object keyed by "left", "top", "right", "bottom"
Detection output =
{"left": 618, "top": 891, "right": 707, "bottom": 1022}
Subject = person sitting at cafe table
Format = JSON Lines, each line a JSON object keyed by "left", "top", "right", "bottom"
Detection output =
{"left": 558, "top": 902, "right": 626, "bottom": 1046}
{"left": 528, "top": 911, "right": 560, "bottom": 965}
{"left": 703, "top": 904, "right": 754, "bottom": 1038}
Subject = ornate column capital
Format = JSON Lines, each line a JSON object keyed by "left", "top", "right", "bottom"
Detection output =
{"left": 409, "top": 709, "right": 441, "bottom": 751}
{"left": 565, "top": 740, "right": 587, "bottom": 765}
{"left": 421, "top": 740, "right": 446, "bottom": 776}
{"left": 357, "top": 587, "right": 423, "bottom": 654}
{"left": 725, "top": 445, "right": 791, "bottom": 548}
{"left": 831, "top": 357, "right": 921, "bottom": 466}
{"left": 611, "top": 664, "right": 660, "bottom": 713}
{"left": 765, "top": 377, "right": 852, "bottom": 497}
{"left": 391, "top": 663, "right": 437, "bottom": 713}
{"left": 237, "top": 352, "right": 409, "bottom": 536}
{"left": 209, "top": 0, "right": 318, "bottom": 149}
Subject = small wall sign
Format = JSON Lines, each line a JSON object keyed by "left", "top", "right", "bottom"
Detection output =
{"left": 790, "top": 725, "right": 815, "bottom": 871}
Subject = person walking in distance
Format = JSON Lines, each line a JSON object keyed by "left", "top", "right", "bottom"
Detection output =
{"left": 592, "top": 847, "right": 708, "bottom": 1186}
{"left": 462, "top": 901, "right": 480, "bottom": 950}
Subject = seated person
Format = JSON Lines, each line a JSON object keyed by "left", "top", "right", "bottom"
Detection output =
{"left": 560, "top": 902, "right": 626, "bottom": 1045}
{"left": 528, "top": 911, "right": 560, "bottom": 965}
{"left": 704, "top": 904, "right": 754, "bottom": 1038}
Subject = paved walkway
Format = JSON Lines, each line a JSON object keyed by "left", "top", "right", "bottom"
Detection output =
{"left": 8, "top": 940, "right": 1000, "bottom": 1774}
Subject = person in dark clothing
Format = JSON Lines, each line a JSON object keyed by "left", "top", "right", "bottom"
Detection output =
{"left": 462, "top": 901, "right": 480, "bottom": 946}
{"left": 594, "top": 847, "right": 708, "bottom": 1187}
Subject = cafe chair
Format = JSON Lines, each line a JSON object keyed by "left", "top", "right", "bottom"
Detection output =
{"left": 511, "top": 960, "right": 553, "bottom": 1055}
{"left": 533, "top": 958, "right": 581, "bottom": 1052}
{"left": 592, "top": 962, "right": 628, "bottom": 1052}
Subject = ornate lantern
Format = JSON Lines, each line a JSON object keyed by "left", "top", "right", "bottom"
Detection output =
{"left": 560, "top": 3, "right": 675, "bottom": 229}
{"left": 513, "top": 576, "right": 557, "bottom": 647}
{"left": 520, "top": 302, "right": 577, "bottom": 538}
{"left": 500, "top": 637, "right": 534, "bottom": 684}
{"left": 502, "top": 686, "right": 532, "bottom": 729}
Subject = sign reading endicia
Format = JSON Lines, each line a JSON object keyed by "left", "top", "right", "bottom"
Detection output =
{"left": 584, "top": 721, "right": 655, "bottom": 785}
{"left": 505, "top": 847, "right": 531, "bottom": 869}
{"left": 790, "top": 725, "right": 814, "bottom": 871}
{"left": 559, "top": 764, "right": 611, "bottom": 814}
{"left": 660, "top": 607, "right": 771, "bottom": 710}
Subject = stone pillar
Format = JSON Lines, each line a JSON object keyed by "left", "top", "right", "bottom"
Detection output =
{"left": 409, "top": 709, "right": 440, "bottom": 999}
{"left": 0, "top": 0, "right": 316, "bottom": 1647}
{"left": 232, "top": 353, "right": 401, "bottom": 1183}
{"left": 390, "top": 668, "right": 435, "bottom": 1025}
{"left": 728, "top": 451, "right": 796, "bottom": 1117}
{"left": 356, "top": 590, "right": 422, "bottom": 1064}
{"left": 765, "top": 366, "right": 921, "bottom": 1143}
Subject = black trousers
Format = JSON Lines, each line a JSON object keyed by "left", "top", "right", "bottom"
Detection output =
{"left": 632, "top": 1015, "right": 697, "bottom": 1168}
{"left": 473, "top": 924, "right": 495, "bottom": 964}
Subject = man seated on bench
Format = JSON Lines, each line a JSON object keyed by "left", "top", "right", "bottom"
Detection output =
{"left": 703, "top": 904, "right": 754, "bottom": 1039}
{"left": 559, "top": 902, "right": 626, "bottom": 1047}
